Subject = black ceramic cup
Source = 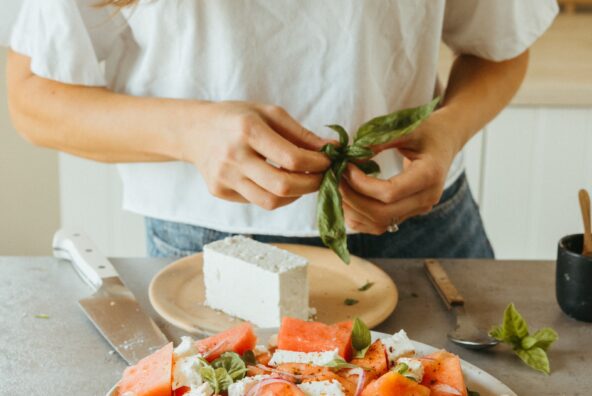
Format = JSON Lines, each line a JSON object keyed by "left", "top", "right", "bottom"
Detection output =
{"left": 556, "top": 234, "right": 592, "bottom": 322}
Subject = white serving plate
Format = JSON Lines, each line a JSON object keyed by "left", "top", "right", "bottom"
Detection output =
{"left": 107, "top": 329, "right": 516, "bottom": 396}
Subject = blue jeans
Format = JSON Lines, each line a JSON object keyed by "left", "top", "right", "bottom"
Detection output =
{"left": 145, "top": 173, "right": 494, "bottom": 259}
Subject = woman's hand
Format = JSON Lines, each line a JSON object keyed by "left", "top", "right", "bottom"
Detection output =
{"left": 340, "top": 110, "right": 461, "bottom": 235}
{"left": 183, "top": 101, "right": 331, "bottom": 210}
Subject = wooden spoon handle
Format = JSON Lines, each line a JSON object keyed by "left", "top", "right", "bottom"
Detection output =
{"left": 424, "top": 259, "right": 464, "bottom": 310}
{"left": 579, "top": 189, "right": 592, "bottom": 256}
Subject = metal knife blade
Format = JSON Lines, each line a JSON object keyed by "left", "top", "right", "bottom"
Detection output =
{"left": 53, "top": 229, "right": 168, "bottom": 365}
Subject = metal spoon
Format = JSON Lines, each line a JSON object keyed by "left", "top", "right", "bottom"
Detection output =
{"left": 424, "top": 259, "right": 499, "bottom": 350}
{"left": 578, "top": 189, "right": 592, "bottom": 256}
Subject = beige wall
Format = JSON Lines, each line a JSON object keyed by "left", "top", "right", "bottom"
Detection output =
{"left": 0, "top": 48, "right": 60, "bottom": 255}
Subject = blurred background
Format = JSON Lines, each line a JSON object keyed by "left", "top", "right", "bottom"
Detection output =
{"left": 1, "top": 1, "right": 591, "bottom": 259}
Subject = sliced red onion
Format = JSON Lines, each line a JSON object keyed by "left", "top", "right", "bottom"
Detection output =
{"left": 246, "top": 377, "right": 300, "bottom": 396}
{"left": 348, "top": 367, "right": 366, "bottom": 396}
{"left": 201, "top": 340, "right": 227, "bottom": 359}
{"left": 432, "top": 383, "right": 463, "bottom": 395}
{"left": 251, "top": 364, "right": 319, "bottom": 381}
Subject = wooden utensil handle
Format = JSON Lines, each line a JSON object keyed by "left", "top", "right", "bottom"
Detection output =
{"left": 579, "top": 189, "right": 592, "bottom": 256}
{"left": 424, "top": 259, "right": 464, "bottom": 310}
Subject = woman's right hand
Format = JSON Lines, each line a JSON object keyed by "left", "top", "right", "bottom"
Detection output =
{"left": 182, "top": 101, "right": 332, "bottom": 210}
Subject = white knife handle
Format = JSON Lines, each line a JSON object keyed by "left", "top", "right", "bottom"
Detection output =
{"left": 52, "top": 229, "right": 118, "bottom": 291}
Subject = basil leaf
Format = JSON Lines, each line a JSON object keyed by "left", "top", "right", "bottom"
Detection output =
{"left": 211, "top": 352, "right": 247, "bottom": 381}
{"left": 353, "top": 98, "right": 440, "bottom": 147}
{"left": 354, "top": 160, "right": 381, "bottom": 176}
{"left": 520, "top": 336, "right": 537, "bottom": 350}
{"left": 241, "top": 350, "right": 257, "bottom": 366}
{"left": 199, "top": 366, "right": 233, "bottom": 393}
{"left": 317, "top": 167, "right": 350, "bottom": 264}
{"left": 345, "top": 145, "right": 373, "bottom": 159}
{"left": 344, "top": 298, "right": 359, "bottom": 306}
{"left": 321, "top": 143, "right": 342, "bottom": 161}
{"left": 393, "top": 362, "right": 409, "bottom": 375}
{"left": 515, "top": 347, "right": 550, "bottom": 375}
{"left": 324, "top": 357, "right": 360, "bottom": 370}
{"left": 352, "top": 318, "right": 371, "bottom": 358}
{"left": 531, "top": 328, "right": 558, "bottom": 351}
{"left": 358, "top": 281, "right": 374, "bottom": 292}
{"left": 326, "top": 124, "right": 349, "bottom": 147}
{"left": 503, "top": 303, "right": 529, "bottom": 345}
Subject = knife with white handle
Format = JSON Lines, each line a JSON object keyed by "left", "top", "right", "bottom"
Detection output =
{"left": 53, "top": 229, "right": 168, "bottom": 365}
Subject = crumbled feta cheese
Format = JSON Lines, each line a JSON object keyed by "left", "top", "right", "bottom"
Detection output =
{"left": 172, "top": 355, "right": 205, "bottom": 390}
{"left": 174, "top": 336, "right": 199, "bottom": 359}
{"left": 268, "top": 349, "right": 340, "bottom": 367}
{"left": 228, "top": 375, "right": 272, "bottom": 396}
{"left": 185, "top": 382, "right": 214, "bottom": 396}
{"left": 381, "top": 330, "right": 415, "bottom": 367}
{"left": 254, "top": 344, "right": 269, "bottom": 356}
{"left": 396, "top": 357, "right": 424, "bottom": 382}
{"left": 298, "top": 380, "right": 345, "bottom": 396}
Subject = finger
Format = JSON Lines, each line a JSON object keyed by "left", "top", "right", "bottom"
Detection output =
{"left": 340, "top": 182, "right": 389, "bottom": 225}
{"left": 235, "top": 178, "right": 298, "bottom": 210}
{"left": 248, "top": 119, "right": 331, "bottom": 173}
{"left": 207, "top": 185, "right": 249, "bottom": 203}
{"left": 242, "top": 152, "right": 323, "bottom": 197}
{"left": 343, "top": 202, "right": 387, "bottom": 235}
{"left": 260, "top": 105, "right": 330, "bottom": 150}
{"left": 342, "top": 180, "right": 440, "bottom": 225}
{"left": 344, "top": 162, "right": 433, "bottom": 204}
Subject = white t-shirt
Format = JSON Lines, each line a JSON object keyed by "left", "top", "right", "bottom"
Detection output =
{"left": 1, "top": 0, "right": 557, "bottom": 236}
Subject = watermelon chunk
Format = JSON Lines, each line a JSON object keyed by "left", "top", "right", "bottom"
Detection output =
{"left": 361, "top": 372, "right": 431, "bottom": 396}
{"left": 420, "top": 350, "right": 468, "bottom": 396}
{"left": 118, "top": 342, "right": 173, "bottom": 396}
{"left": 195, "top": 322, "right": 257, "bottom": 361}
{"left": 258, "top": 382, "right": 306, "bottom": 396}
{"left": 278, "top": 317, "right": 353, "bottom": 360}
{"left": 350, "top": 340, "right": 389, "bottom": 381}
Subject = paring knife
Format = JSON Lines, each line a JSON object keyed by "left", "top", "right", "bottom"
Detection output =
{"left": 53, "top": 229, "right": 168, "bottom": 364}
{"left": 424, "top": 259, "right": 498, "bottom": 350}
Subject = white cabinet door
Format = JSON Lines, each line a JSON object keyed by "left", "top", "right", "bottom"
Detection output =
{"left": 481, "top": 107, "right": 592, "bottom": 259}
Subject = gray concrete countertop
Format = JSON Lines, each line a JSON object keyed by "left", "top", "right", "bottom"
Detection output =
{"left": 1, "top": 257, "right": 589, "bottom": 395}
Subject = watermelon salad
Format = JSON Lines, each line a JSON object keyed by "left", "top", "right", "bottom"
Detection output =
{"left": 116, "top": 318, "right": 473, "bottom": 396}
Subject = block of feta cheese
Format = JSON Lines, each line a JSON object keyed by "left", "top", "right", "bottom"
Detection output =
{"left": 395, "top": 357, "right": 424, "bottom": 383}
{"left": 268, "top": 349, "right": 340, "bottom": 367}
{"left": 381, "top": 329, "right": 416, "bottom": 367}
{"left": 298, "top": 380, "right": 346, "bottom": 396}
{"left": 203, "top": 236, "right": 309, "bottom": 328}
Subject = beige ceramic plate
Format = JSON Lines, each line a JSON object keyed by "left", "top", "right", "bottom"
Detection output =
{"left": 149, "top": 244, "right": 397, "bottom": 335}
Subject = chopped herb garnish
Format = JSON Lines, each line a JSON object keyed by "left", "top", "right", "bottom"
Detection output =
{"left": 34, "top": 314, "right": 50, "bottom": 319}
{"left": 344, "top": 298, "right": 359, "bottom": 306}
{"left": 358, "top": 281, "right": 375, "bottom": 292}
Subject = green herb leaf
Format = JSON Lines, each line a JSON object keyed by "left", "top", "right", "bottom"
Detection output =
{"left": 352, "top": 317, "right": 371, "bottom": 358}
{"left": 490, "top": 303, "right": 558, "bottom": 374}
{"left": 317, "top": 168, "right": 350, "bottom": 264}
{"left": 345, "top": 145, "right": 373, "bottom": 159}
{"left": 34, "top": 314, "right": 50, "bottom": 319}
{"left": 358, "top": 281, "right": 375, "bottom": 292}
{"left": 354, "top": 160, "right": 380, "bottom": 175}
{"left": 211, "top": 352, "right": 247, "bottom": 381}
{"left": 324, "top": 357, "right": 361, "bottom": 370}
{"left": 344, "top": 298, "right": 359, "bottom": 306}
{"left": 326, "top": 124, "right": 349, "bottom": 147}
{"left": 467, "top": 388, "right": 481, "bottom": 396}
{"left": 241, "top": 350, "right": 257, "bottom": 366}
{"left": 199, "top": 366, "right": 234, "bottom": 393}
{"left": 393, "top": 362, "right": 409, "bottom": 375}
{"left": 353, "top": 97, "right": 440, "bottom": 147}
{"left": 530, "top": 328, "right": 558, "bottom": 351}
{"left": 515, "top": 347, "right": 551, "bottom": 375}
{"left": 318, "top": 99, "right": 439, "bottom": 264}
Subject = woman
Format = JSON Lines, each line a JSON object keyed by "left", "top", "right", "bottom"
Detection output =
{"left": 3, "top": 0, "right": 557, "bottom": 258}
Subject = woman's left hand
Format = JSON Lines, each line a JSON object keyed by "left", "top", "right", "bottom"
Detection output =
{"left": 340, "top": 110, "right": 461, "bottom": 235}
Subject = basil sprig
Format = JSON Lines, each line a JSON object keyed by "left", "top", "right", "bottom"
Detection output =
{"left": 317, "top": 98, "right": 440, "bottom": 263}
{"left": 199, "top": 351, "right": 247, "bottom": 393}
{"left": 324, "top": 357, "right": 361, "bottom": 370}
{"left": 489, "top": 303, "right": 558, "bottom": 374}
{"left": 351, "top": 317, "right": 372, "bottom": 358}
